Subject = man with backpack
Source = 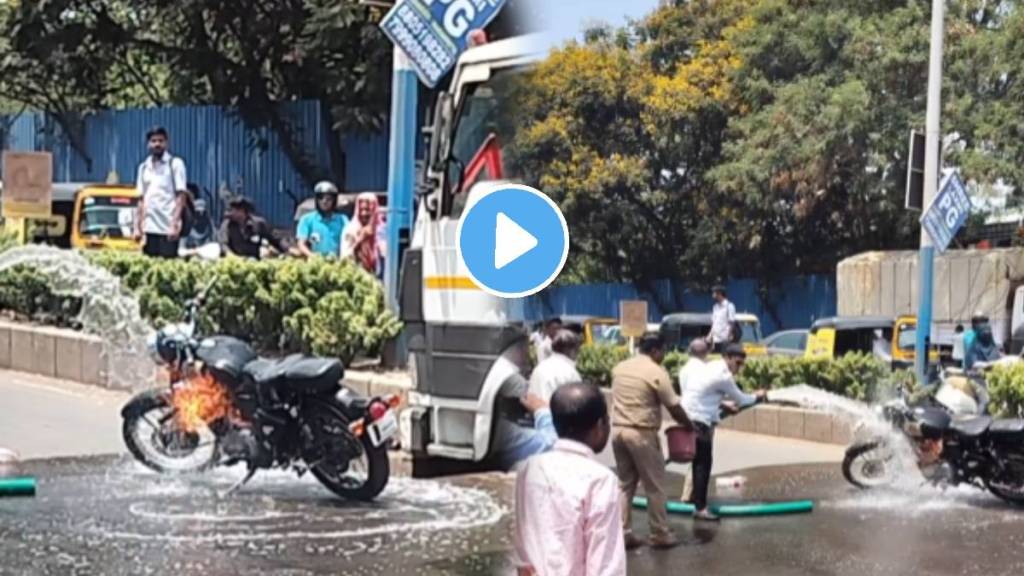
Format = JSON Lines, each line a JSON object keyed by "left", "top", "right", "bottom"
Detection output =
{"left": 134, "top": 126, "right": 189, "bottom": 259}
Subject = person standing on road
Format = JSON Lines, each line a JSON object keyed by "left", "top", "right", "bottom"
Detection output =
{"left": 528, "top": 329, "right": 583, "bottom": 402}
{"left": 676, "top": 338, "right": 710, "bottom": 396}
{"left": 535, "top": 317, "right": 563, "bottom": 363}
{"left": 341, "top": 192, "right": 386, "bottom": 278}
{"left": 681, "top": 344, "right": 768, "bottom": 521}
{"left": 297, "top": 181, "right": 348, "bottom": 258}
{"left": 219, "top": 196, "right": 288, "bottom": 259}
{"left": 611, "top": 333, "right": 693, "bottom": 550}
{"left": 951, "top": 324, "right": 966, "bottom": 366}
{"left": 675, "top": 338, "right": 710, "bottom": 503}
{"left": 134, "top": 126, "right": 188, "bottom": 259}
{"left": 514, "top": 382, "right": 626, "bottom": 576}
{"left": 706, "top": 285, "right": 736, "bottom": 353}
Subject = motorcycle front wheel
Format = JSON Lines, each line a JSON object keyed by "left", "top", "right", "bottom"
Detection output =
{"left": 985, "top": 452, "right": 1024, "bottom": 506}
{"left": 842, "top": 441, "right": 898, "bottom": 489}
{"left": 302, "top": 399, "right": 390, "bottom": 502}
{"left": 122, "top": 390, "right": 218, "bottom": 474}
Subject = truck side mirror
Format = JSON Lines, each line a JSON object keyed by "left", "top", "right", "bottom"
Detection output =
{"left": 427, "top": 93, "right": 454, "bottom": 175}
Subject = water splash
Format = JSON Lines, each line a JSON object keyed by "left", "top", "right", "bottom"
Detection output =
{"left": 768, "top": 384, "right": 880, "bottom": 423}
{"left": 0, "top": 245, "right": 154, "bottom": 390}
{"left": 767, "top": 384, "right": 919, "bottom": 482}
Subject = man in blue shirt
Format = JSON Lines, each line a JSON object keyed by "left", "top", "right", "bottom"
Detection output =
{"left": 297, "top": 181, "right": 348, "bottom": 258}
{"left": 964, "top": 313, "right": 1001, "bottom": 370}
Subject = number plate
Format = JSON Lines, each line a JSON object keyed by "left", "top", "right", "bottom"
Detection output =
{"left": 368, "top": 410, "right": 398, "bottom": 447}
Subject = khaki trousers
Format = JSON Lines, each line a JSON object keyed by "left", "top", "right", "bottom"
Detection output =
{"left": 612, "top": 426, "right": 672, "bottom": 539}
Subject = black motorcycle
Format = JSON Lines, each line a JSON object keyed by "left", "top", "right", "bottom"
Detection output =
{"left": 842, "top": 389, "right": 1024, "bottom": 505}
{"left": 121, "top": 280, "right": 398, "bottom": 501}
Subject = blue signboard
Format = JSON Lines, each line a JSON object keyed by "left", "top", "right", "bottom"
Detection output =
{"left": 920, "top": 172, "right": 972, "bottom": 253}
{"left": 380, "top": 0, "right": 507, "bottom": 88}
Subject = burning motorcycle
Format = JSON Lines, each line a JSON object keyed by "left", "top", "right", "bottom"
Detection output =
{"left": 842, "top": 370, "right": 1024, "bottom": 505}
{"left": 120, "top": 280, "right": 398, "bottom": 501}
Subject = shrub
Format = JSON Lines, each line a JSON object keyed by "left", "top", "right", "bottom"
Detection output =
{"left": 577, "top": 343, "right": 896, "bottom": 402}
{"left": 576, "top": 344, "right": 630, "bottom": 387}
{"left": 0, "top": 247, "right": 401, "bottom": 362}
{"left": 987, "top": 363, "right": 1024, "bottom": 418}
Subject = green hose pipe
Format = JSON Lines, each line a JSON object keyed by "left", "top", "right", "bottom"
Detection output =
{"left": 632, "top": 496, "right": 813, "bottom": 517}
{"left": 0, "top": 477, "right": 36, "bottom": 497}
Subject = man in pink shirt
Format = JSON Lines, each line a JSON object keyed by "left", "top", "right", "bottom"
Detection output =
{"left": 514, "top": 383, "right": 626, "bottom": 576}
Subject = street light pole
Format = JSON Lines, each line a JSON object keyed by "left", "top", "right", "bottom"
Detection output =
{"left": 915, "top": 0, "right": 946, "bottom": 381}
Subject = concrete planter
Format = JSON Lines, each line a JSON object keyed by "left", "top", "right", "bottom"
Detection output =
{"left": 0, "top": 320, "right": 856, "bottom": 447}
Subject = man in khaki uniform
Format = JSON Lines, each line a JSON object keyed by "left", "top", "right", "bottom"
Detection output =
{"left": 611, "top": 333, "right": 693, "bottom": 550}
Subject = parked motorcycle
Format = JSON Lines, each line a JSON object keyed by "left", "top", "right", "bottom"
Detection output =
{"left": 842, "top": 376, "right": 1024, "bottom": 505}
{"left": 121, "top": 279, "right": 398, "bottom": 501}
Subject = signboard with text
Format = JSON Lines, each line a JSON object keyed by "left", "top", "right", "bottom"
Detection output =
{"left": 2, "top": 151, "right": 53, "bottom": 219}
{"left": 920, "top": 172, "right": 971, "bottom": 253}
{"left": 620, "top": 300, "right": 649, "bottom": 339}
{"left": 380, "top": 0, "right": 507, "bottom": 88}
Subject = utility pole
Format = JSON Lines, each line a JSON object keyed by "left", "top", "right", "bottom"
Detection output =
{"left": 384, "top": 47, "right": 417, "bottom": 312}
{"left": 915, "top": 0, "right": 946, "bottom": 381}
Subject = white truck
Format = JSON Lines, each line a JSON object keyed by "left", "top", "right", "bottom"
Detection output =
{"left": 397, "top": 35, "right": 547, "bottom": 476}
{"left": 837, "top": 249, "right": 1024, "bottom": 353}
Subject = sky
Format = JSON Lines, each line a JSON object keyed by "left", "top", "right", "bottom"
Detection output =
{"left": 520, "top": 0, "right": 662, "bottom": 50}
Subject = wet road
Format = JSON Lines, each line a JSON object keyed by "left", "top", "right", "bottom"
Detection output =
{"left": 1, "top": 456, "right": 515, "bottom": 576}
{"left": 4, "top": 457, "right": 1024, "bottom": 575}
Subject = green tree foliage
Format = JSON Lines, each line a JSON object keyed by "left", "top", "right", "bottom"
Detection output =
{"left": 0, "top": 0, "right": 392, "bottom": 185}
{"left": 511, "top": 0, "right": 1024, "bottom": 287}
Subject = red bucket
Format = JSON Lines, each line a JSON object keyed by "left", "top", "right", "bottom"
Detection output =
{"left": 665, "top": 426, "right": 697, "bottom": 463}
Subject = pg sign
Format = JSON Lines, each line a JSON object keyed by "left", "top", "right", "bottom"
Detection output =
{"left": 920, "top": 172, "right": 972, "bottom": 253}
{"left": 380, "top": 0, "right": 507, "bottom": 88}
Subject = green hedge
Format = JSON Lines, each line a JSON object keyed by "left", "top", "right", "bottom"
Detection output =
{"left": 988, "top": 363, "right": 1024, "bottom": 418}
{"left": 576, "top": 344, "right": 907, "bottom": 402}
{"left": 0, "top": 248, "right": 401, "bottom": 362}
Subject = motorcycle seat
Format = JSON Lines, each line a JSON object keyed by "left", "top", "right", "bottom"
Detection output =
{"left": 989, "top": 419, "right": 1024, "bottom": 438}
{"left": 950, "top": 416, "right": 993, "bottom": 438}
{"left": 244, "top": 355, "right": 343, "bottom": 395}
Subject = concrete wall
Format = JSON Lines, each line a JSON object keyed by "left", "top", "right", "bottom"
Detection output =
{"left": 0, "top": 321, "right": 854, "bottom": 446}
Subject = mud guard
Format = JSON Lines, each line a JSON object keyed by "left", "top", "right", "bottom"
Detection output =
{"left": 120, "top": 388, "right": 169, "bottom": 419}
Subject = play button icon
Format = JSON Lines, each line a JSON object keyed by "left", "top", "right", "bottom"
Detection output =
{"left": 494, "top": 212, "right": 538, "bottom": 270}
{"left": 457, "top": 184, "right": 570, "bottom": 298}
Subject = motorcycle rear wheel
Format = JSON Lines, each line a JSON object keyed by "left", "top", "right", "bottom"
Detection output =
{"left": 122, "top": 391, "right": 218, "bottom": 474}
{"left": 303, "top": 399, "right": 390, "bottom": 502}
{"left": 984, "top": 452, "right": 1024, "bottom": 506}
{"left": 842, "top": 441, "right": 898, "bottom": 489}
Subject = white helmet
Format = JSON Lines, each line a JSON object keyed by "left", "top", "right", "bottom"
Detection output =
{"left": 313, "top": 181, "right": 339, "bottom": 198}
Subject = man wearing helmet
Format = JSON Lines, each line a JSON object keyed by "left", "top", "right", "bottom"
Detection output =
{"left": 297, "top": 181, "right": 348, "bottom": 258}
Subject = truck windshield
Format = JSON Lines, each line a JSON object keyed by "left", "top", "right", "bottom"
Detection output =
{"left": 448, "top": 67, "right": 527, "bottom": 216}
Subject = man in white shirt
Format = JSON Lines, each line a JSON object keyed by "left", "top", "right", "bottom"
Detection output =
{"left": 534, "top": 317, "right": 563, "bottom": 363}
{"left": 707, "top": 285, "right": 736, "bottom": 353}
{"left": 514, "top": 383, "right": 626, "bottom": 576}
{"left": 529, "top": 329, "right": 583, "bottom": 402}
{"left": 134, "top": 126, "right": 188, "bottom": 258}
{"left": 676, "top": 338, "right": 710, "bottom": 395}
{"left": 681, "top": 344, "right": 768, "bottom": 521}
{"left": 674, "top": 338, "right": 710, "bottom": 502}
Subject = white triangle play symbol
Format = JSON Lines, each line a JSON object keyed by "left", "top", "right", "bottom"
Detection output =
{"left": 494, "top": 212, "right": 538, "bottom": 270}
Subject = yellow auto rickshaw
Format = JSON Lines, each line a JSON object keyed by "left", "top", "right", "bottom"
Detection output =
{"left": 658, "top": 312, "right": 767, "bottom": 356}
{"left": 71, "top": 185, "right": 141, "bottom": 251}
{"left": 804, "top": 315, "right": 938, "bottom": 368}
{"left": 1, "top": 182, "right": 141, "bottom": 252}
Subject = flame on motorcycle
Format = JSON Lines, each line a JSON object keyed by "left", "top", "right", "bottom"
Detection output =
{"left": 170, "top": 373, "right": 235, "bottom": 433}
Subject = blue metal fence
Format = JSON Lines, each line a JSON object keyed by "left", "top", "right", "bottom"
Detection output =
{"left": 1, "top": 102, "right": 390, "bottom": 227}
{"left": 523, "top": 275, "right": 837, "bottom": 335}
